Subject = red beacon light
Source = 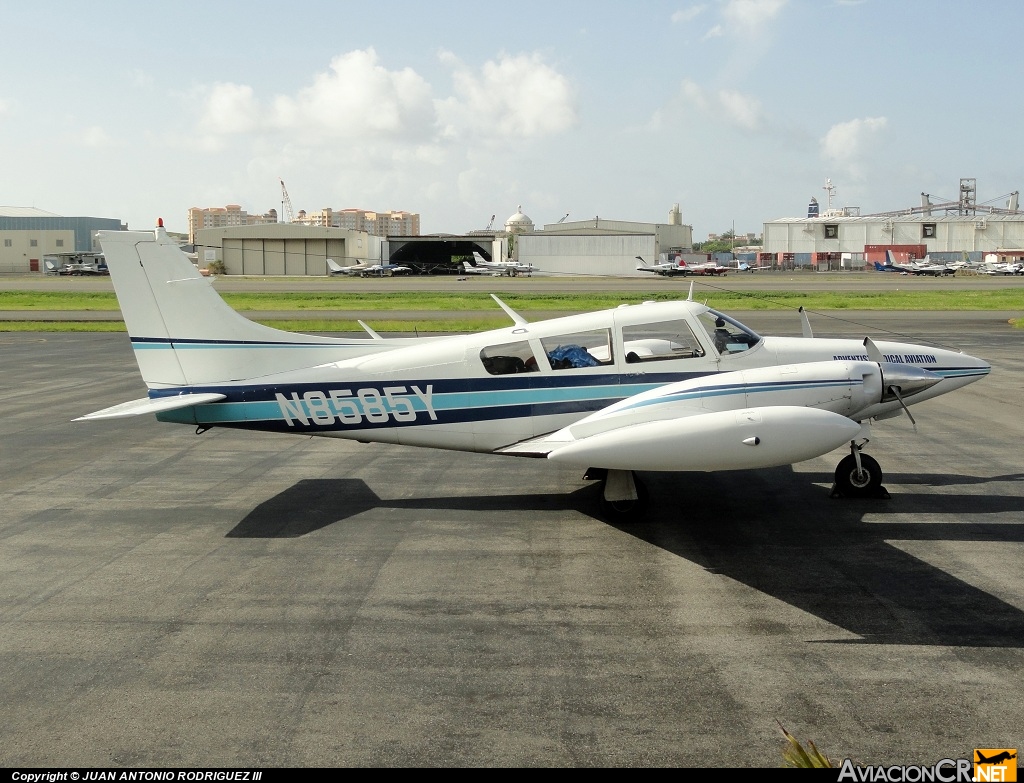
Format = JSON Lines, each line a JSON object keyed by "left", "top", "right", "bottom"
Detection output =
{"left": 157, "top": 218, "right": 164, "bottom": 228}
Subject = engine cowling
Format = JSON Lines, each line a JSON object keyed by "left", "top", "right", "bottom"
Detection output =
{"left": 547, "top": 405, "right": 862, "bottom": 471}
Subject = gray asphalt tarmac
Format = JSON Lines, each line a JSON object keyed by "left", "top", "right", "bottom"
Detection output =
{"left": 1, "top": 303, "right": 1022, "bottom": 766}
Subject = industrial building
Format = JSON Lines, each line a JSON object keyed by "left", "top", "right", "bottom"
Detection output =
{"left": 0, "top": 208, "right": 125, "bottom": 273}
{"left": 515, "top": 204, "right": 695, "bottom": 276}
{"left": 761, "top": 179, "right": 1024, "bottom": 269}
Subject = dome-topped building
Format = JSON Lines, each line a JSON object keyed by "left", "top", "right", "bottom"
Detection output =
{"left": 505, "top": 205, "right": 534, "bottom": 234}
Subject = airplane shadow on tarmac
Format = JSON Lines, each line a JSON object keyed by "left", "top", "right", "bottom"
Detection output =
{"left": 228, "top": 468, "right": 1024, "bottom": 649}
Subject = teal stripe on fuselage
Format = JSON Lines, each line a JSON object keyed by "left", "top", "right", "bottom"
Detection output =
{"left": 132, "top": 342, "right": 360, "bottom": 350}
{"left": 157, "top": 381, "right": 666, "bottom": 425}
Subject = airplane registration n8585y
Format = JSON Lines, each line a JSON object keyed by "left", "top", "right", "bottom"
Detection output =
{"left": 77, "top": 222, "right": 991, "bottom": 520}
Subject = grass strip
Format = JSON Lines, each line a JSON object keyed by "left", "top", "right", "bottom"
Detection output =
{"left": 3, "top": 289, "right": 1024, "bottom": 312}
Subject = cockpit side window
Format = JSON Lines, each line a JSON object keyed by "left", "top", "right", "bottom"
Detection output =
{"left": 622, "top": 319, "right": 705, "bottom": 363}
{"left": 696, "top": 310, "right": 762, "bottom": 355}
{"left": 480, "top": 340, "right": 540, "bottom": 375}
{"left": 540, "top": 329, "right": 614, "bottom": 370}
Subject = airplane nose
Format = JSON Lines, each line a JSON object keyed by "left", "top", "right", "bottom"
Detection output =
{"left": 878, "top": 363, "right": 942, "bottom": 401}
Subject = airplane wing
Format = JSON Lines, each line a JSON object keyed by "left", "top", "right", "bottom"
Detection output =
{"left": 498, "top": 362, "right": 864, "bottom": 471}
{"left": 74, "top": 393, "right": 227, "bottom": 421}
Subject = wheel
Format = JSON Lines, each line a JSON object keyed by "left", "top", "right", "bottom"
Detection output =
{"left": 598, "top": 473, "right": 649, "bottom": 522}
{"left": 509, "top": 268, "right": 518, "bottom": 277}
{"left": 834, "top": 454, "right": 882, "bottom": 498}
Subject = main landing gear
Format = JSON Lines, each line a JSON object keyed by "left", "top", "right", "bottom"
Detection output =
{"left": 586, "top": 468, "right": 649, "bottom": 522}
{"left": 831, "top": 440, "right": 889, "bottom": 499}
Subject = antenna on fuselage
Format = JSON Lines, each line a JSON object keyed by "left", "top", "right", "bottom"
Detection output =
{"left": 357, "top": 320, "right": 383, "bottom": 340}
{"left": 799, "top": 306, "right": 814, "bottom": 338}
{"left": 687, "top": 281, "right": 694, "bottom": 301}
{"left": 491, "top": 294, "right": 528, "bottom": 326}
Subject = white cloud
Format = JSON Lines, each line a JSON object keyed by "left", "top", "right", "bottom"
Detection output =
{"left": 717, "top": 89, "right": 765, "bottom": 131}
{"left": 821, "top": 116, "right": 887, "bottom": 176}
{"left": 196, "top": 49, "right": 435, "bottom": 145}
{"left": 703, "top": 25, "right": 724, "bottom": 39}
{"left": 680, "top": 79, "right": 709, "bottom": 111}
{"left": 195, "top": 48, "right": 575, "bottom": 150}
{"left": 269, "top": 49, "right": 434, "bottom": 141}
{"left": 672, "top": 5, "right": 707, "bottom": 24}
{"left": 199, "top": 82, "right": 260, "bottom": 135}
{"left": 437, "top": 52, "right": 577, "bottom": 141}
{"left": 677, "top": 80, "right": 765, "bottom": 132}
{"left": 723, "top": 0, "right": 789, "bottom": 30}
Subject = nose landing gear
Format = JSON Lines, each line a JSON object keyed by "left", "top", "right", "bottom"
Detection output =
{"left": 831, "top": 440, "right": 889, "bottom": 499}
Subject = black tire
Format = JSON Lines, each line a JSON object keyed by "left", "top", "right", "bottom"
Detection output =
{"left": 834, "top": 454, "right": 883, "bottom": 497}
{"left": 598, "top": 474, "right": 649, "bottom": 523}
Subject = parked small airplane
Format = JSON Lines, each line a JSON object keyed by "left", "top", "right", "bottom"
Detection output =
{"left": 360, "top": 262, "right": 412, "bottom": 277}
{"left": 635, "top": 255, "right": 689, "bottom": 277}
{"left": 678, "top": 259, "right": 731, "bottom": 276}
{"left": 637, "top": 255, "right": 730, "bottom": 277}
{"left": 462, "top": 253, "right": 535, "bottom": 277}
{"left": 48, "top": 253, "right": 109, "bottom": 276}
{"left": 878, "top": 250, "right": 955, "bottom": 276}
{"left": 977, "top": 258, "right": 1024, "bottom": 275}
{"left": 729, "top": 260, "right": 772, "bottom": 273}
{"left": 327, "top": 258, "right": 368, "bottom": 276}
{"left": 78, "top": 222, "right": 991, "bottom": 520}
{"left": 326, "top": 257, "right": 411, "bottom": 277}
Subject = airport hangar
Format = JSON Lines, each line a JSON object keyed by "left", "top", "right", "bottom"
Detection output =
{"left": 194, "top": 223, "right": 506, "bottom": 276}
{"left": 761, "top": 181, "right": 1024, "bottom": 269}
{"left": 0, "top": 208, "right": 125, "bottom": 273}
{"left": 193, "top": 205, "right": 696, "bottom": 277}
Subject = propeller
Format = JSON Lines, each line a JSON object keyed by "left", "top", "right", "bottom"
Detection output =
{"left": 863, "top": 337, "right": 942, "bottom": 432}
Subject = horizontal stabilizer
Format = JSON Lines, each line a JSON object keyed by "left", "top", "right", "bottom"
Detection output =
{"left": 74, "top": 393, "right": 226, "bottom": 421}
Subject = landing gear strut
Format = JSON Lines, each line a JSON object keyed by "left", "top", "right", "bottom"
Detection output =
{"left": 831, "top": 441, "right": 888, "bottom": 499}
{"left": 586, "top": 468, "right": 650, "bottom": 522}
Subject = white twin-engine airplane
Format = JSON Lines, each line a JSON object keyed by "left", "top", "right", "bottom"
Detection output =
{"left": 79, "top": 223, "right": 991, "bottom": 519}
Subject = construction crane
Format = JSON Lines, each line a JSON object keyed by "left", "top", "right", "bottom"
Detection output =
{"left": 485, "top": 214, "right": 495, "bottom": 230}
{"left": 279, "top": 178, "right": 295, "bottom": 224}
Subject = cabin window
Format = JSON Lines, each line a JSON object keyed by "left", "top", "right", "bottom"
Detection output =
{"left": 622, "top": 320, "right": 705, "bottom": 363}
{"left": 922, "top": 223, "right": 936, "bottom": 238}
{"left": 824, "top": 224, "right": 839, "bottom": 239}
{"left": 480, "top": 340, "right": 539, "bottom": 375}
{"left": 696, "top": 310, "right": 761, "bottom": 355}
{"left": 540, "top": 329, "right": 613, "bottom": 370}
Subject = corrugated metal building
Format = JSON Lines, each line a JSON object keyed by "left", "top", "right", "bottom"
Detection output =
{"left": 518, "top": 233, "right": 657, "bottom": 276}
{"left": 194, "top": 224, "right": 381, "bottom": 276}
{"left": 763, "top": 213, "right": 1024, "bottom": 266}
{"left": 517, "top": 208, "right": 694, "bottom": 276}
{"left": 0, "top": 208, "right": 125, "bottom": 273}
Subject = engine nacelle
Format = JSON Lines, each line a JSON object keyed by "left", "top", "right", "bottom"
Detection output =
{"left": 547, "top": 406, "right": 862, "bottom": 472}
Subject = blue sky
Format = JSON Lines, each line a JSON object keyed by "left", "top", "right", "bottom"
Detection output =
{"left": 2, "top": 1, "right": 1022, "bottom": 239}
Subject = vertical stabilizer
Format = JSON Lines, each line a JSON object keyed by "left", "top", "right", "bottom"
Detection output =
{"left": 99, "top": 226, "right": 411, "bottom": 389}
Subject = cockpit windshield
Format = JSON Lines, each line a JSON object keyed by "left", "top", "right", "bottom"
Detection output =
{"left": 696, "top": 309, "right": 762, "bottom": 355}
